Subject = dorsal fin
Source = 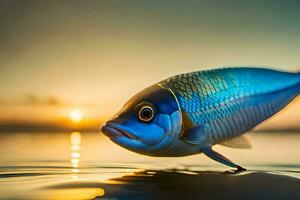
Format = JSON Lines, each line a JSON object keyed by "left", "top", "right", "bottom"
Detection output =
{"left": 220, "top": 135, "right": 252, "bottom": 149}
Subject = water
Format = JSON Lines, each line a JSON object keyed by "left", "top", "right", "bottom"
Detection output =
{"left": 0, "top": 132, "right": 300, "bottom": 200}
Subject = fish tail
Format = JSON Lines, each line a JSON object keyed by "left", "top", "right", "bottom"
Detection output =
{"left": 294, "top": 79, "right": 300, "bottom": 95}
{"left": 292, "top": 69, "right": 300, "bottom": 93}
{"left": 296, "top": 68, "right": 300, "bottom": 93}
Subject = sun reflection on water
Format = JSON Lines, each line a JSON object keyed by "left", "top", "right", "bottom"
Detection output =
{"left": 70, "top": 132, "right": 81, "bottom": 179}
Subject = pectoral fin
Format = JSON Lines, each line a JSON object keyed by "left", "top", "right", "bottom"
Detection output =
{"left": 181, "top": 124, "right": 207, "bottom": 145}
{"left": 201, "top": 146, "right": 246, "bottom": 171}
{"left": 220, "top": 135, "right": 252, "bottom": 149}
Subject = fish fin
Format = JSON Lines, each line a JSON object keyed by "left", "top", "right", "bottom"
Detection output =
{"left": 201, "top": 146, "right": 246, "bottom": 171}
{"left": 220, "top": 135, "right": 252, "bottom": 149}
{"left": 181, "top": 125, "right": 207, "bottom": 145}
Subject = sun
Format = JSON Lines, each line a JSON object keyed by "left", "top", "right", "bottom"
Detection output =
{"left": 69, "top": 109, "right": 83, "bottom": 123}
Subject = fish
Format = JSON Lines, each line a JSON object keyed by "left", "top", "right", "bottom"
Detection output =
{"left": 101, "top": 67, "right": 300, "bottom": 171}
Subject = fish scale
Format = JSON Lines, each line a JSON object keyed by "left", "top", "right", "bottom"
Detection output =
{"left": 161, "top": 67, "right": 300, "bottom": 144}
{"left": 214, "top": 85, "right": 298, "bottom": 142}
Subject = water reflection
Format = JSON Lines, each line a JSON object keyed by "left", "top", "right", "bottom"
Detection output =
{"left": 70, "top": 132, "right": 81, "bottom": 179}
{"left": 92, "top": 170, "right": 300, "bottom": 200}
{"left": 0, "top": 132, "right": 300, "bottom": 200}
{"left": 51, "top": 188, "right": 105, "bottom": 200}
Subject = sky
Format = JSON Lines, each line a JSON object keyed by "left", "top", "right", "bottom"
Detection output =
{"left": 0, "top": 0, "right": 299, "bottom": 130}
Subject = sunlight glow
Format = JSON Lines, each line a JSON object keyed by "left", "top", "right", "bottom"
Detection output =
{"left": 70, "top": 132, "right": 81, "bottom": 180}
{"left": 71, "top": 152, "right": 80, "bottom": 158}
{"left": 69, "top": 109, "right": 83, "bottom": 123}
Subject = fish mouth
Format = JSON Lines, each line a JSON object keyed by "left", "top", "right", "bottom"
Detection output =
{"left": 101, "top": 122, "right": 138, "bottom": 140}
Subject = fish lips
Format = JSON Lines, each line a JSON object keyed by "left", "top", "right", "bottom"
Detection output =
{"left": 101, "top": 122, "right": 138, "bottom": 140}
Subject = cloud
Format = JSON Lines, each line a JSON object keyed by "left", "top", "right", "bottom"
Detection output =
{"left": 0, "top": 93, "right": 66, "bottom": 106}
{"left": 0, "top": 93, "right": 98, "bottom": 108}
{"left": 23, "top": 93, "right": 63, "bottom": 106}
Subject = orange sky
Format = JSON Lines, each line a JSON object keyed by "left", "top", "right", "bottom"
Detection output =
{"left": 0, "top": 1, "right": 299, "bottom": 130}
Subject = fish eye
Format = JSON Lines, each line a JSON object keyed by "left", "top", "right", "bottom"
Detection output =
{"left": 138, "top": 105, "right": 155, "bottom": 122}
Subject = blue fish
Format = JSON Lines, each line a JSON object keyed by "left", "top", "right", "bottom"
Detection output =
{"left": 101, "top": 67, "right": 300, "bottom": 171}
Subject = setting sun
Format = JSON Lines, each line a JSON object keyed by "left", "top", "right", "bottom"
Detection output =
{"left": 69, "top": 109, "right": 83, "bottom": 123}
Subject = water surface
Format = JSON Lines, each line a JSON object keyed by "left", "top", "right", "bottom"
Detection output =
{"left": 0, "top": 132, "right": 299, "bottom": 200}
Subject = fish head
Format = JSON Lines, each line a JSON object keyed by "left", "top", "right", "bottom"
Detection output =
{"left": 101, "top": 84, "right": 182, "bottom": 155}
